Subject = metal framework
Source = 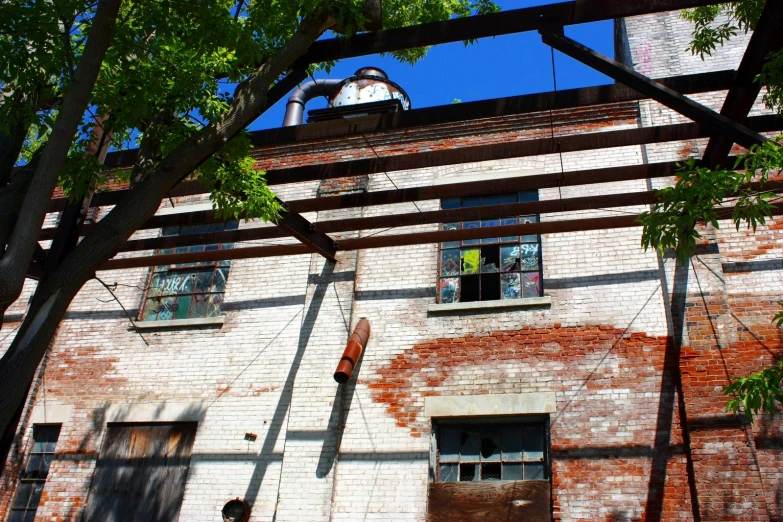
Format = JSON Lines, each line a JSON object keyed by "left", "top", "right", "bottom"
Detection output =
{"left": 38, "top": 0, "right": 783, "bottom": 272}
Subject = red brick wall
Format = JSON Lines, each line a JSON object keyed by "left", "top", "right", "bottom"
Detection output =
{"left": 367, "top": 326, "right": 694, "bottom": 521}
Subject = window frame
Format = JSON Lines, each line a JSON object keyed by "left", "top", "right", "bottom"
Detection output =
{"left": 139, "top": 220, "right": 238, "bottom": 322}
{"left": 437, "top": 191, "right": 544, "bottom": 304}
{"left": 433, "top": 416, "right": 551, "bottom": 484}
{"left": 9, "top": 424, "right": 61, "bottom": 522}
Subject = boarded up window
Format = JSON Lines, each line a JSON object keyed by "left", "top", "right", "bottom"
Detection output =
{"left": 84, "top": 423, "right": 196, "bottom": 522}
{"left": 429, "top": 418, "right": 551, "bottom": 521}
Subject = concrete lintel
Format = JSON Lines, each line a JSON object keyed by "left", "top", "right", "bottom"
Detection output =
{"left": 425, "top": 392, "right": 557, "bottom": 417}
{"left": 428, "top": 296, "right": 552, "bottom": 314}
{"left": 106, "top": 401, "right": 207, "bottom": 423}
{"left": 133, "top": 316, "right": 225, "bottom": 330}
{"left": 30, "top": 403, "right": 73, "bottom": 425}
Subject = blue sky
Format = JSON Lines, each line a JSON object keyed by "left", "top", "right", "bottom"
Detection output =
{"left": 249, "top": 0, "right": 615, "bottom": 131}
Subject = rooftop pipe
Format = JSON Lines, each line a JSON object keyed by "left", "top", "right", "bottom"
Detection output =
{"left": 334, "top": 318, "right": 371, "bottom": 384}
{"left": 282, "top": 79, "right": 342, "bottom": 127}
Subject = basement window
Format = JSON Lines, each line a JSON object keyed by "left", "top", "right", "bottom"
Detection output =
{"left": 9, "top": 425, "right": 61, "bottom": 522}
{"left": 435, "top": 418, "right": 549, "bottom": 482}
{"left": 437, "top": 192, "right": 542, "bottom": 303}
{"left": 140, "top": 221, "right": 238, "bottom": 321}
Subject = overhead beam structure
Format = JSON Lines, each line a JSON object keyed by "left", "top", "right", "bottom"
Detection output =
{"left": 539, "top": 29, "right": 768, "bottom": 150}
{"left": 295, "top": 0, "right": 733, "bottom": 66}
{"left": 32, "top": 0, "right": 783, "bottom": 271}
{"left": 87, "top": 69, "right": 737, "bottom": 176}
{"left": 41, "top": 160, "right": 683, "bottom": 241}
{"left": 48, "top": 69, "right": 739, "bottom": 214}
{"left": 262, "top": 115, "right": 780, "bottom": 185}
{"left": 98, "top": 202, "right": 783, "bottom": 271}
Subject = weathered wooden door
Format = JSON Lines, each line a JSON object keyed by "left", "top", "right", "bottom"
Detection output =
{"left": 83, "top": 423, "right": 197, "bottom": 522}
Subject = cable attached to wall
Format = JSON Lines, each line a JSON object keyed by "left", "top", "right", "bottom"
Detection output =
{"left": 548, "top": 45, "right": 565, "bottom": 202}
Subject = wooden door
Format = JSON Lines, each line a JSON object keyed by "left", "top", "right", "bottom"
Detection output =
{"left": 83, "top": 423, "right": 197, "bottom": 522}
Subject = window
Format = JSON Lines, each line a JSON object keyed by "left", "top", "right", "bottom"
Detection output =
{"left": 141, "top": 221, "right": 238, "bottom": 321}
{"left": 435, "top": 418, "right": 549, "bottom": 482}
{"left": 83, "top": 423, "right": 196, "bottom": 522}
{"left": 9, "top": 425, "right": 61, "bottom": 522}
{"left": 438, "top": 192, "right": 542, "bottom": 303}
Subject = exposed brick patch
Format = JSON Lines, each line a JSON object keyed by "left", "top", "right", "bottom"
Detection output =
{"left": 368, "top": 326, "right": 697, "bottom": 520}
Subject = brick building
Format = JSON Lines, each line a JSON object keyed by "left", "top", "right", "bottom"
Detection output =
{"left": 2, "top": 8, "right": 782, "bottom": 522}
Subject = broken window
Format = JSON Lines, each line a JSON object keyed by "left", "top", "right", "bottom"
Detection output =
{"left": 9, "top": 424, "right": 61, "bottom": 522}
{"left": 438, "top": 192, "right": 543, "bottom": 303}
{"left": 83, "top": 423, "right": 197, "bottom": 522}
{"left": 140, "top": 221, "right": 238, "bottom": 321}
{"left": 435, "top": 418, "right": 549, "bottom": 482}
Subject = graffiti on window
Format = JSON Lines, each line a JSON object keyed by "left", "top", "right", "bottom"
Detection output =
{"left": 141, "top": 221, "right": 238, "bottom": 321}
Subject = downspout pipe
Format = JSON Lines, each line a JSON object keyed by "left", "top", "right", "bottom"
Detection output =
{"left": 282, "top": 79, "right": 343, "bottom": 127}
{"left": 334, "top": 318, "right": 371, "bottom": 383}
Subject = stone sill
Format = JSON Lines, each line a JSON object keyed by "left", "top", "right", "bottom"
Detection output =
{"left": 428, "top": 296, "right": 552, "bottom": 314}
{"left": 133, "top": 316, "right": 225, "bottom": 330}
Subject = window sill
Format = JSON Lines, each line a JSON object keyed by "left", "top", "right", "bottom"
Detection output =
{"left": 133, "top": 316, "right": 225, "bottom": 330}
{"left": 428, "top": 296, "right": 552, "bottom": 314}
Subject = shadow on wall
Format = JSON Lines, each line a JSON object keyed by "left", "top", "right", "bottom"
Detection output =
{"left": 607, "top": 510, "right": 640, "bottom": 522}
{"left": 315, "top": 353, "right": 364, "bottom": 479}
{"left": 241, "top": 261, "right": 335, "bottom": 508}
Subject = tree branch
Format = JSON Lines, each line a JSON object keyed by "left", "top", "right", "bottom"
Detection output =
{"left": 0, "top": 0, "right": 122, "bottom": 314}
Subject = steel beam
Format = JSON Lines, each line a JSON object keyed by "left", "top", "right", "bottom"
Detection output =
{"left": 275, "top": 203, "right": 337, "bottom": 261}
{"left": 317, "top": 191, "right": 661, "bottom": 233}
{"left": 701, "top": 0, "right": 783, "bottom": 167}
{"left": 98, "top": 201, "right": 783, "bottom": 270}
{"left": 48, "top": 70, "right": 737, "bottom": 214}
{"left": 288, "top": 161, "right": 681, "bottom": 213}
{"left": 90, "top": 177, "right": 783, "bottom": 254}
{"left": 40, "top": 161, "right": 684, "bottom": 241}
{"left": 100, "top": 244, "right": 314, "bottom": 270}
{"left": 539, "top": 29, "right": 768, "bottom": 150}
{"left": 119, "top": 225, "right": 286, "bottom": 253}
{"left": 264, "top": 115, "right": 782, "bottom": 185}
{"left": 295, "top": 0, "right": 733, "bottom": 67}
{"left": 246, "top": 70, "right": 735, "bottom": 148}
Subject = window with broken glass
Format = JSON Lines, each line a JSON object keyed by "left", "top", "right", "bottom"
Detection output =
{"left": 435, "top": 419, "right": 549, "bottom": 482}
{"left": 438, "top": 192, "right": 543, "bottom": 303}
{"left": 140, "top": 221, "right": 238, "bottom": 321}
{"left": 9, "top": 425, "right": 61, "bottom": 522}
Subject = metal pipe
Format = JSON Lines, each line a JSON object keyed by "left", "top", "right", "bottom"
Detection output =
{"left": 334, "top": 318, "right": 371, "bottom": 384}
{"left": 282, "top": 79, "right": 342, "bottom": 127}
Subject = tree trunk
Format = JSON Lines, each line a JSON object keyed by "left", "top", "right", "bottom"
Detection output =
{"left": 0, "top": 0, "right": 122, "bottom": 316}
{"left": 0, "top": 9, "right": 336, "bottom": 475}
{"left": 0, "top": 120, "right": 28, "bottom": 187}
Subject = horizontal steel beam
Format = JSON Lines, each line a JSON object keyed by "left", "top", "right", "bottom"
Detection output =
{"left": 264, "top": 115, "right": 783, "bottom": 185}
{"left": 51, "top": 69, "right": 736, "bottom": 213}
{"left": 317, "top": 191, "right": 661, "bottom": 234}
{"left": 288, "top": 161, "right": 682, "bottom": 213}
{"left": 40, "top": 161, "right": 684, "bottom": 241}
{"left": 701, "top": 0, "right": 783, "bottom": 167}
{"left": 93, "top": 189, "right": 666, "bottom": 253}
{"left": 295, "top": 0, "right": 733, "bottom": 66}
{"left": 246, "top": 70, "right": 736, "bottom": 149}
{"left": 98, "top": 201, "right": 783, "bottom": 270}
{"left": 539, "top": 29, "right": 768, "bottom": 150}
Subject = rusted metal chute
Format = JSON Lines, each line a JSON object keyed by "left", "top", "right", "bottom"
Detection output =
{"left": 334, "top": 319, "right": 371, "bottom": 384}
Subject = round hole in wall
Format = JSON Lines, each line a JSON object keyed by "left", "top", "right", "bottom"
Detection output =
{"left": 222, "top": 498, "right": 250, "bottom": 522}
